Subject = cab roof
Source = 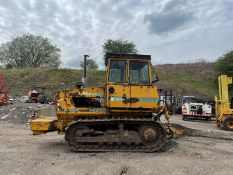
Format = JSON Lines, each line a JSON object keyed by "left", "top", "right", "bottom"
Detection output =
{"left": 105, "top": 53, "right": 151, "bottom": 66}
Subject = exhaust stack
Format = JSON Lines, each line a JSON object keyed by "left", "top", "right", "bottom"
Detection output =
{"left": 82, "top": 54, "right": 89, "bottom": 85}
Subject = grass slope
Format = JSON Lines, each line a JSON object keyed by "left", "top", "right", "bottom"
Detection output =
{"left": 0, "top": 62, "right": 217, "bottom": 100}
{"left": 157, "top": 62, "right": 217, "bottom": 100}
{"left": 0, "top": 68, "right": 105, "bottom": 97}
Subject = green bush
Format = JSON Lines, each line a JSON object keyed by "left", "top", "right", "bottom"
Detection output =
{"left": 215, "top": 50, "right": 233, "bottom": 77}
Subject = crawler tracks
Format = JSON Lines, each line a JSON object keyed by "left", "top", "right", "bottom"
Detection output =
{"left": 65, "top": 118, "right": 168, "bottom": 152}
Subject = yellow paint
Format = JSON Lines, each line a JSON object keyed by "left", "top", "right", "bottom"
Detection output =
{"left": 215, "top": 75, "right": 233, "bottom": 129}
{"left": 30, "top": 116, "right": 58, "bottom": 134}
{"left": 106, "top": 84, "right": 131, "bottom": 108}
{"left": 130, "top": 86, "right": 158, "bottom": 108}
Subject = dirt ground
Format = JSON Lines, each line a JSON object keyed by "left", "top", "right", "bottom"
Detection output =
{"left": 0, "top": 115, "right": 233, "bottom": 175}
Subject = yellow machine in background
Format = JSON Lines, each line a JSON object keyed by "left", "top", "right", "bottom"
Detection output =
{"left": 30, "top": 53, "right": 173, "bottom": 152}
{"left": 215, "top": 75, "right": 233, "bottom": 131}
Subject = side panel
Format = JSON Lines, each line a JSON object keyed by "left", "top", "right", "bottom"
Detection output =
{"left": 106, "top": 84, "right": 131, "bottom": 108}
{"left": 130, "top": 86, "right": 158, "bottom": 108}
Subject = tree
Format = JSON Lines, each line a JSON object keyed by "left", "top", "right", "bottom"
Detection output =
{"left": 0, "top": 34, "right": 61, "bottom": 68}
{"left": 102, "top": 39, "right": 137, "bottom": 56}
{"left": 215, "top": 50, "right": 233, "bottom": 77}
{"left": 80, "top": 58, "right": 98, "bottom": 69}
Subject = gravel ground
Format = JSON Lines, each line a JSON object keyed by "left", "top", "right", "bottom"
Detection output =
{"left": 0, "top": 114, "right": 232, "bottom": 175}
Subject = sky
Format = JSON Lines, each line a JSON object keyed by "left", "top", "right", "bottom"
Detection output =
{"left": 0, "top": 0, "right": 233, "bottom": 68}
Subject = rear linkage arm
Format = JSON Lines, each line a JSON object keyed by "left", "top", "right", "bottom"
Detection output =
{"left": 153, "top": 105, "right": 173, "bottom": 139}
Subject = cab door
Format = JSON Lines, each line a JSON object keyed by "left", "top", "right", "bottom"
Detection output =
{"left": 129, "top": 60, "right": 158, "bottom": 109}
{"left": 106, "top": 60, "right": 130, "bottom": 108}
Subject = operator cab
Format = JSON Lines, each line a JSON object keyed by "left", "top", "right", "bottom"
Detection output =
{"left": 108, "top": 59, "right": 150, "bottom": 85}
{"left": 105, "top": 53, "right": 159, "bottom": 110}
{"left": 105, "top": 53, "right": 154, "bottom": 85}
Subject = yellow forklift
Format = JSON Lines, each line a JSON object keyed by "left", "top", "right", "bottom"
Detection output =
{"left": 215, "top": 75, "right": 233, "bottom": 131}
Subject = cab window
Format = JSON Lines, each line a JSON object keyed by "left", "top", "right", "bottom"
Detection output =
{"left": 129, "top": 61, "right": 149, "bottom": 84}
{"left": 109, "top": 60, "right": 126, "bottom": 83}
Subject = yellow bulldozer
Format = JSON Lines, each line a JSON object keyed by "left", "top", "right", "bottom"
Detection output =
{"left": 215, "top": 75, "right": 233, "bottom": 131}
{"left": 30, "top": 53, "right": 173, "bottom": 152}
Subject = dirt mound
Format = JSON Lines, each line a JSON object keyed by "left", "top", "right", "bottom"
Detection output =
{"left": 0, "top": 103, "right": 52, "bottom": 124}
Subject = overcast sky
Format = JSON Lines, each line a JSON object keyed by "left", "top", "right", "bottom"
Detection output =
{"left": 0, "top": 0, "right": 233, "bottom": 68}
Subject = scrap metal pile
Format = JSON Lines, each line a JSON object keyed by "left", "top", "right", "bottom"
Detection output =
{"left": 0, "top": 103, "right": 50, "bottom": 124}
